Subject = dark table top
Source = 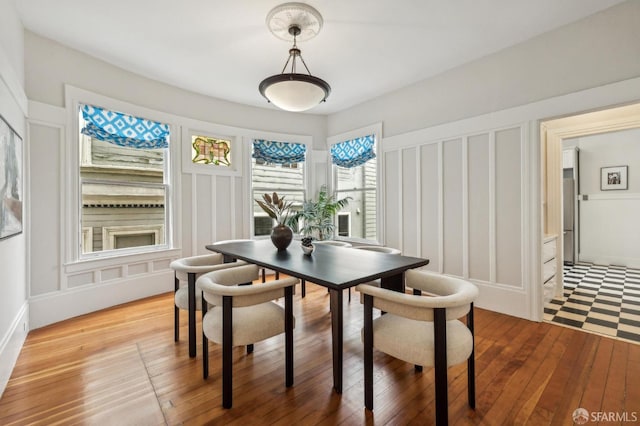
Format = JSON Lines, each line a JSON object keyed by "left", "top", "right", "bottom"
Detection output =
{"left": 206, "top": 239, "right": 429, "bottom": 290}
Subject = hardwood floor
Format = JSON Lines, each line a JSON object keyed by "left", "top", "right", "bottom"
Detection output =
{"left": 1, "top": 281, "right": 639, "bottom": 425}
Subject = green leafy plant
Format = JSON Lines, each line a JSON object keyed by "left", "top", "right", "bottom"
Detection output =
{"left": 255, "top": 192, "right": 294, "bottom": 226}
{"left": 291, "top": 185, "right": 351, "bottom": 240}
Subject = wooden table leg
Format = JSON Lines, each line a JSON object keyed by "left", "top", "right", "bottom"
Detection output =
{"left": 380, "top": 273, "right": 404, "bottom": 292}
{"left": 188, "top": 272, "right": 197, "bottom": 358}
{"left": 329, "top": 288, "right": 343, "bottom": 393}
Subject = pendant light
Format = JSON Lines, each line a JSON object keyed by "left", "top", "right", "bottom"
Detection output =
{"left": 259, "top": 3, "right": 331, "bottom": 112}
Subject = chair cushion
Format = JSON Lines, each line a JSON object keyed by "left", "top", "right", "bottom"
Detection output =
{"left": 202, "top": 302, "right": 294, "bottom": 346}
{"left": 174, "top": 287, "right": 203, "bottom": 311}
{"left": 367, "top": 314, "right": 473, "bottom": 367}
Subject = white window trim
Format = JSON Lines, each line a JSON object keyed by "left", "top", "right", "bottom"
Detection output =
{"left": 82, "top": 227, "right": 93, "bottom": 253}
{"left": 327, "top": 122, "right": 383, "bottom": 245}
{"left": 64, "top": 85, "right": 179, "bottom": 264}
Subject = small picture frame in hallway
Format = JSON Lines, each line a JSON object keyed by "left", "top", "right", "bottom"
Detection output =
{"left": 600, "top": 165, "right": 628, "bottom": 191}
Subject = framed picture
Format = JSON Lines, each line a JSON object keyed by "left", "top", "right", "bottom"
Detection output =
{"left": 0, "top": 114, "right": 23, "bottom": 239}
{"left": 600, "top": 165, "right": 628, "bottom": 191}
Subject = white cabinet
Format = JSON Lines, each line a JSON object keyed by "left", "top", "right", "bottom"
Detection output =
{"left": 542, "top": 235, "right": 557, "bottom": 303}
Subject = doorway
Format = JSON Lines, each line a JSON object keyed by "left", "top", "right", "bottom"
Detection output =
{"left": 541, "top": 102, "right": 640, "bottom": 343}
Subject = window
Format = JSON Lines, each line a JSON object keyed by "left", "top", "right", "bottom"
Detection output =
{"left": 251, "top": 139, "right": 306, "bottom": 236}
{"left": 329, "top": 126, "right": 381, "bottom": 243}
{"left": 78, "top": 104, "right": 170, "bottom": 256}
{"left": 337, "top": 213, "right": 350, "bottom": 237}
{"left": 191, "top": 135, "right": 231, "bottom": 166}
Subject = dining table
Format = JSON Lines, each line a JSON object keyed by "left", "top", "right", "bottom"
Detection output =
{"left": 206, "top": 239, "right": 429, "bottom": 393}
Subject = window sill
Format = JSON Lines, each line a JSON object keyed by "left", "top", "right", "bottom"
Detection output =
{"left": 65, "top": 247, "right": 182, "bottom": 274}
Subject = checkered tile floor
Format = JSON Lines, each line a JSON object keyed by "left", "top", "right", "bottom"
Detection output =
{"left": 544, "top": 263, "right": 640, "bottom": 344}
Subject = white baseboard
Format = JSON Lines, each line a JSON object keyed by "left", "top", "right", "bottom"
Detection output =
{"left": 578, "top": 254, "right": 640, "bottom": 269}
{"left": 472, "top": 280, "right": 533, "bottom": 321}
{"left": 29, "top": 271, "right": 173, "bottom": 330}
{"left": 0, "top": 302, "right": 29, "bottom": 398}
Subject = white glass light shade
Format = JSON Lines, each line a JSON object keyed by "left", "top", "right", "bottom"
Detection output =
{"left": 259, "top": 73, "right": 330, "bottom": 112}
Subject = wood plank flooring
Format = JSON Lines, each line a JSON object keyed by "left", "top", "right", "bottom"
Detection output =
{"left": 1, "top": 281, "right": 638, "bottom": 425}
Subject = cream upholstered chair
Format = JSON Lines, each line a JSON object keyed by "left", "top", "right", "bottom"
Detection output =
{"left": 352, "top": 245, "right": 401, "bottom": 255}
{"left": 170, "top": 253, "right": 246, "bottom": 358}
{"left": 356, "top": 270, "right": 478, "bottom": 425}
{"left": 350, "top": 245, "right": 401, "bottom": 300}
{"left": 211, "top": 239, "right": 267, "bottom": 282}
{"left": 301, "top": 240, "right": 352, "bottom": 297}
{"left": 198, "top": 264, "right": 298, "bottom": 408}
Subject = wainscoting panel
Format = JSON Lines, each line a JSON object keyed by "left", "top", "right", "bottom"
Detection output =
{"left": 384, "top": 150, "right": 401, "bottom": 250}
{"left": 194, "top": 174, "right": 213, "bottom": 254}
{"left": 468, "top": 133, "right": 491, "bottom": 282}
{"left": 383, "top": 122, "right": 528, "bottom": 318}
{"left": 419, "top": 143, "right": 440, "bottom": 271}
{"left": 401, "top": 147, "right": 419, "bottom": 256}
{"left": 212, "top": 175, "right": 232, "bottom": 247}
{"left": 495, "top": 127, "right": 523, "bottom": 288}
{"left": 28, "top": 122, "right": 63, "bottom": 296}
{"left": 443, "top": 138, "right": 464, "bottom": 277}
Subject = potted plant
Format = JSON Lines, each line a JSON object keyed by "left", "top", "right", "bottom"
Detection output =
{"left": 291, "top": 185, "right": 351, "bottom": 241}
{"left": 255, "top": 192, "right": 295, "bottom": 250}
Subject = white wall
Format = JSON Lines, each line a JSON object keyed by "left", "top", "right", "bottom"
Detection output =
{"left": 0, "top": 0, "right": 28, "bottom": 398}
{"left": 570, "top": 128, "right": 640, "bottom": 267}
{"left": 328, "top": 0, "right": 640, "bottom": 139}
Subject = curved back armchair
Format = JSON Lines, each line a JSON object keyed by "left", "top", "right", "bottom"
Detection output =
{"left": 356, "top": 270, "right": 478, "bottom": 425}
{"left": 313, "top": 240, "right": 353, "bottom": 247}
{"left": 352, "top": 245, "right": 401, "bottom": 255}
{"left": 198, "top": 264, "right": 299, "bottom": 408}
{"left": 349, "top": 245, "right": 401, "bottom": 300}
{"left": 170, "top": 253, "right": 246, "bottom": 358}
{"left": 211, "top": 239, "right": 267, "bottom": 282}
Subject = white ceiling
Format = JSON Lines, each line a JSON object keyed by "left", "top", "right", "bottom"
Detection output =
{"left": 15, "top": 0, "right": 626, "bottom": 115}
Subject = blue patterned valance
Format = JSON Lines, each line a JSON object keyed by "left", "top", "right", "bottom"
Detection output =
{"left": 252, "top": 140, "right": 306, "bottom": 164}
{"left": 81, "top": 104, "right": 169, "bottom": 149}
{"left": 330, "top": 135, "right": 375, "bottom": 168}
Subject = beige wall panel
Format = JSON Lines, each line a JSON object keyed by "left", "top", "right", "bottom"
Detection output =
{"left": 29, "top": 123, "right": 62, "bottom": 296}
{"left": 419, "top": 144, "right": 439, "bottom": 271}
{"left": 384, "top": 151, "right": 401, "bottom": 250}
{"left": 213, "top": 176, "right": 232, "bottom": 245}
{"left": 180, "top": 174, "right": 193, "bottom": 255}
{"left": 67, "top": 272, "right": 94, "bottom": 288}
{"left": 401, "top": 147, "right": 418, "bottom": 256}
{"left": 468, "top": 133, "right": 491, "bottom": 281}
{"left": 443, "top": 139, "right": 463, "bottom": 276}
{"left": 495, "top": 127, "right": 522, "bottom": 286}
{"left": 100, "top": 267, "right": 122, "bottom": 281}
{"left": 195, "top": 174, "right": 212, "bottom": 254}
{"left": 128, "top": 263, "right": 149, "bottom": 276}
{"left": 233, "top": 176, "right": 245, "bottom": 238}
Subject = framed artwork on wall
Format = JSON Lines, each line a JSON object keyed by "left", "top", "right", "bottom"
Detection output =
{"left": 600, "top": 165, "right": 628, "bottom": 191}
{"left": 0, "top": 114, "right": 23, "bottom": 239}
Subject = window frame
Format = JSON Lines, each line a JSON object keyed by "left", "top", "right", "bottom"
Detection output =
{"left": 66, "top": 86, "right": 178, "bottom": 263}
{"left": 247, "top": 133, "right": 312, "bottom": 239}
{"left": 327, "top": 123, "right": 383, "bottom": 245}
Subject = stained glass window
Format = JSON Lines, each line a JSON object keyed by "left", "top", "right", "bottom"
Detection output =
{"left": 191, "top": 135, "right": 231, "bottom": 166}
